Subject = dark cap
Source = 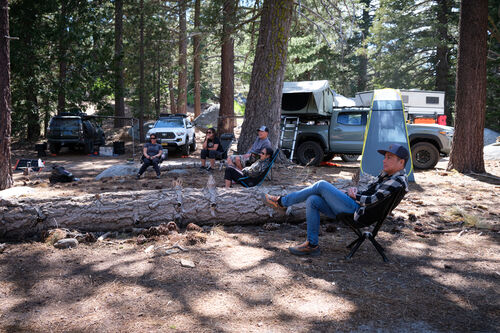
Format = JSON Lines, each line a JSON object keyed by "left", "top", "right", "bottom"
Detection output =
{"left": 257, "top": 126, "right": 269, "bottom": 132}
{"left": 377, "top": 143, "right": 409, "bottom": 162}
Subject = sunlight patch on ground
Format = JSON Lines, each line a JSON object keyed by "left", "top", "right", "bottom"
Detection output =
{"left": 221, "top": 245, "right": 272, "bottom": 270}
{"left": 92, "top": 256, "right": 153, "bottom": 278}
{"left": 275, "top": 287, "right": 355, "bottom": 319}
{"left": 190, "top": 291, "right": 246, "bottom": 317}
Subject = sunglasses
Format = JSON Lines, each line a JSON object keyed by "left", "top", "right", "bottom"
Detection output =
{"left": 151, "top": 137, "right": 157, "bottom": 140}
{"left": 207, "top": 131, "right": 213, "bottom": 134}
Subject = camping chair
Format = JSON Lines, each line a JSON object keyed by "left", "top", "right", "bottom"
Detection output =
{"left": 336, "top": 187, "right": 406, "bottom": 262}
{"left": 216, "top": 133, "right": 235, "bottom": 169}
{"left": 237, "top": 148, "right": 280, "bottom": 188}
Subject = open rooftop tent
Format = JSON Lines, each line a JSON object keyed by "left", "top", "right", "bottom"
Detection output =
{"left": 360, "top": 88, "right": 415, "bottom": 182}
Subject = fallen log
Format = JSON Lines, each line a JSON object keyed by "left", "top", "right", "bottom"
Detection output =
{"left": 0, "top": 176, "right": 358, "bottom": 239}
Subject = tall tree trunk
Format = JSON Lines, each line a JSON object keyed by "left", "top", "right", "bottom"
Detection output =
{"left": 357, "top": 0, "right": 370, "bottom": 92}
{"left": 154, "top": 44, "right": 161, "bottom": 118}
{"left": 114, "top": 0, "right": 125, "bottom": 128}
{"left": 57, "top": 1, "right": 67, "bottom": 115}
{"left": 193, "top": 0, "right": 201, "bottom": 118}
{"left": 237, "top": 0, "right": 294, "bottom": 153}
{"left": 447, "top": 0, "right": 488, "bottom": 173}
{"left": 0, "top": 0, "right": 13, "bottom": 190}
{"left": 138, "top": 0, "right": 145, "bottom": 142}
{"left": 218, "top": 0, "right": 236, "bottom": 135}
{"left": 169, "top": 78, "right": 176, "bottom": 114}
{"left": 435, "top": 0, "right": 452, "bottom": 125}
{"left": 177, "top": 0, "right": 187, "bottom": 115}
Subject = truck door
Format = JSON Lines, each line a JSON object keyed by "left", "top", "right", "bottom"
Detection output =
{"left": 330, "top": 111, "right": 367, "bottom": 153}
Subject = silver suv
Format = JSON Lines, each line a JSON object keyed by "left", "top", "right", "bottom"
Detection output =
{"left": 146, "top": 114, "right": 196, "bottom": 155}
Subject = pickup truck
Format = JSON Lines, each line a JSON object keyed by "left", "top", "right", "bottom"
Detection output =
{"left": 280, "top": 107, "right": 454, "bottom": 169}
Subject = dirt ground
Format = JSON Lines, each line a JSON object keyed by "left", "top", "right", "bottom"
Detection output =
{"left": 1, "top": 136, "right": 499, "bottom": 332}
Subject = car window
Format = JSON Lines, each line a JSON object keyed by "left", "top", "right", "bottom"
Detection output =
{"left": 49, "top": 118, "right": 81, "bottom": 130}
{"left": 337, "top": 112, "right": 367, "bottom": 126}
{"left": 155, "top": 118, "right": 184, "bottom": 128}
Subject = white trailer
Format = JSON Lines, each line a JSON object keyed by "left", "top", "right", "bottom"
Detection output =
{"left": 354, "top": 89, "right": 445, "bottom": 123}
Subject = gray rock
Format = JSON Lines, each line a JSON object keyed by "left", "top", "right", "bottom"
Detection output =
{"left": 168, "top": 169, "right": 189, "bottom": 175}
{"left": 95, "top": 165, "right": 140, "bottom": 180}
{"left": 54, "top": 238, "right": 79, "bottom": 249}
{"left": 180, "top": 259, "right": 195, "bottom": 268}
{"left": 193, "top": 104, "right": 219, "bottom": 131}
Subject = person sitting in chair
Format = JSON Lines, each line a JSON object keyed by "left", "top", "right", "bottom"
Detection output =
{"left": 136, "top": 134, "right": 163, "bottom": 179}
{"left": 265, "top": 143, "right": 410, "bottom": 256}
{"left": 200, "top": 128, "right": 224, "bottom": 172}
{"left": 224, "top": 147, "right": 273, "bottom": 188}
{"left": 227, "top": 125, "right": 271, "bottom": 170}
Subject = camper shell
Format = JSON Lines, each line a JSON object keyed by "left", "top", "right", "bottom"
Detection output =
{"left": 281, "top": 80, "right": 335, "bottom": 116}
{"left": 354, "top": 89, "right": 445, "bottom": 124}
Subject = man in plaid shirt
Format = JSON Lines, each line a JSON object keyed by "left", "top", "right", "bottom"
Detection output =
{"left": 265, "top": 143, "right": 410, "bottom": 256}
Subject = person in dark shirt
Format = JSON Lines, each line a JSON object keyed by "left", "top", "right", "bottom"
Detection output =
{"left": 265, "top": 143, "right": 410, "bottom": 256}
{"left": 224, "top": 147, "right": 273, "bottom": 188}
{"left": 200, "top": 128, "right": 224, "bottom": 172}
{"left": 136, "top": 134, "right": 163, "bottom": 179}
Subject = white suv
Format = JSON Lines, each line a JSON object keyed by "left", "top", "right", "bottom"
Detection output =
{"left": 146, "top": 114, "right": 196, "bottom": 155}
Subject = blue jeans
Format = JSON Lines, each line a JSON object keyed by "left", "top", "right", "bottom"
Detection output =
{"left": 281, "top": 180, "right": 359, "bottom": 245}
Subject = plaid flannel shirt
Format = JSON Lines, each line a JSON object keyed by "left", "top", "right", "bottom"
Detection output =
{"left": 353, "top": 169, "right": 409, "bottom": 221}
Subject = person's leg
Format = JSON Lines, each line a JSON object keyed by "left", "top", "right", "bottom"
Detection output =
{"left": 208, "top": 150, "right": 219, "bottom": 168}
{"left": 200, "top": 149, "right": 208, "bottom": 168}
{"left": 137, "top": 159, "right": 151, "bottom": 177}
{"left": 234, "top": 156, "right": 243, "bottom": 170}
{"left": 281, "top": 180, "right": 358, "bottom": 216}
{"left": 151, "top": 158, "right": 161, "bottom": 176}
{"left": 225, "top": 179, "right": 232, "bottom": 188}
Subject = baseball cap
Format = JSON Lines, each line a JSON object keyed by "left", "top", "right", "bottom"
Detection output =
{"left": 257, "top": 126, "right": 269, "bottom": 132}
{"left": 377, "top": 143, "right": 409, "bottom": 162}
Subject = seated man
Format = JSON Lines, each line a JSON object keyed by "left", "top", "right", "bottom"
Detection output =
{"left": 136, "top": 134, "right": 163, "bottom": 179}
{"left": 227, "top": 125, "right": 271, "bottom": 170}
{"left": 224, "top": 147, "right": 273, "bottom": 188}
{"left": 265, "top": 143, "right": 410, "bottom": 256}
{"left": 200, "top": 128, "right": 224, "bottom": 172}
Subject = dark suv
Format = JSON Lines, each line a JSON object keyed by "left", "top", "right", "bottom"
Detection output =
{"left": 47, "top": 113, "right": 105, "bottom": 154}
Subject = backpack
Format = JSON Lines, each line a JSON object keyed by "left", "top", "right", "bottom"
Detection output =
{"left": 49, "top": 166, "right": 75, "bottom": 183}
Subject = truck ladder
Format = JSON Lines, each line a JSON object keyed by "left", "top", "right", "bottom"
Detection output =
{"left": 279, "top": 116, "right": 300, "bottom": 161}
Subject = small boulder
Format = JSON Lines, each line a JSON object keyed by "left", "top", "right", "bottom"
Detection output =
{"left": 180, "top": 259, "right": 195, "bottom": 268}
{"left": 54, "top": 238, "right": 79, "bottom": 249}
{"left": 186, "top": 223, "right": 203, "bottom": 232}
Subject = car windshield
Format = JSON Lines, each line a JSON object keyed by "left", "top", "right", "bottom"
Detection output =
{"left": 155, "top": 118, "right": 184, "bottom": 128}
{"left": 50, "top": 118, "right": 81, "bottom": 130}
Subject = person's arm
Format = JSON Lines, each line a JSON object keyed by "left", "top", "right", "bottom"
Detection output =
{"left": 202, "top": 136, "right": 208, "bottom": 149}
{"left": 210, "top": 143, "right": 219, "bottom": 151}
{"left": 143, "top": 146, "right": 149, "bottom": 159}
{"left": 355, "top": 177, "right": 404, "bottom": 206}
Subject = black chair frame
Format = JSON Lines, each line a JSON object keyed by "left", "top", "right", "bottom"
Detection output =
{"left": 336, "top": 187, "right": 406, "bottom": 262}
{"left": 215, "top": 133, "right": 235, "bottom": 169}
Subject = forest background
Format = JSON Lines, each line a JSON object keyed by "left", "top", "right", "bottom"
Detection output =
{"left": 7, "top": 0, "right": 500, "bottom": 141}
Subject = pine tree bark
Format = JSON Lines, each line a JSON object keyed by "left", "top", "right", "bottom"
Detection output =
{"left": 218, "top": 0, "right": 236, "bottom": 135}
{"left": 169, "top": 78, "right": 177, "bottom": 114}
{"left": 138, "top": 0, "right": 145, "bottom": 142}
{"left": 57, "top": 1, "right": 68, "bottom": 115}
{"left": 113, "top": 0, "right": 125, "bottom": 128}
{"left": 435, "top": 0, "right": 452, "bottom": 125}
{"left": 237, "top": 0, "right": 295, "bottom": 153}
{"left": 0, "top": 0, "right": 13, "bottom": 190}
{"left": 177, "top": 0, "right": 187, "bottom": 115}
{"left": 193, "top": 0, "right": 201, "bottom": 118}
{"left": 356, "top": 0, "right": 370, "bottom": 92}
{"left": 447, "top": 0, "right": 488, "bottom": 173}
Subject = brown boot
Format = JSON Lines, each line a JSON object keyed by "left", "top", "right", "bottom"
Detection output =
{"left": 289, "top": 241, "right": 320, "bottom": 256}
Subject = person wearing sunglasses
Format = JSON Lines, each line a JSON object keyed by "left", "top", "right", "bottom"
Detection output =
{"left": 136, "top": 134, "right": 163, "bottom": 179}
{"left": 227, "top": 125, "right": 271, "bottom": 170}
{"left": 200, "top": 128, "right": 224, "bottom": 172}
{"left": 224, "top": 147, "right": 273, "bottom": 188}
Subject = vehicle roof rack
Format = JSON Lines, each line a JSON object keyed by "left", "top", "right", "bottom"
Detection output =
{"left": 159, "top": 113, "right": 188, "bottom": 118}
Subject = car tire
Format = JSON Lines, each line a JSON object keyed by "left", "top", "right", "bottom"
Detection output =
{"left": 49, "top": 143, "right": 61, "bottom": 154}
{"left": 297, "top": 141, "right": 324, "bottom": 166}
{"left": 322, "top": 152, "right": 335, "bottom": 162}
{"left": 341, "top": 154, "right": 360, "bottom": 162}
{"left": 181, "top": 139, "right": 190, "bottom": 156}
{"left": 190, "top": 134, "right": 196, "bottom": 152}
{"left": 411, "top": 142, "right": 439, "bottom": 169}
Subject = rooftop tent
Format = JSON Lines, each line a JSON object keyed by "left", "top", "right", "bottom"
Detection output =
{"left": 360, "top": 88, "right": 414, "bottom": 181}
{"left": 281, "top": 80, "right": 333, "bottom": 116}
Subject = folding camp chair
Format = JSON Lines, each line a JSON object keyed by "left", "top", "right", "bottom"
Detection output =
{"left": 336, "top": 187, "right": 406, "bottom": 262}
{"left": 216, "top": 133, "right": 235, "bottom": 169}
{"left": 237, "top": 148, "right": 280, "bottom": 188}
